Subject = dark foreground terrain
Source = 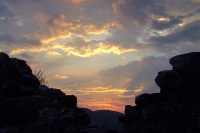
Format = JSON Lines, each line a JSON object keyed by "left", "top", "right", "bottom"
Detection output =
{"left": 0, "top": 52, "right": 119, "bottom": 133}
{"left": 119, "top": 52, "right": 200, "bottom": 133}
{"left": 1, "top": 52, "right": 200, "bottom": 133}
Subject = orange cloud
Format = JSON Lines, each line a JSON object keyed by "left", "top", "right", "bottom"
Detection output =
{"left": 118, "top": 94, "right": 135, "bottom": 98}
{"left": 10, "top": 49, "right": 27, "bottom": 55}
{"left": 54, "top": 75, "right": 69, "bottom": 79}
{"left": 9, "top": 40, "right": 138, "bottom": 58}
{"left": 193, "top": 0, "right": 200, "bottom": 2}
{"left": 83, "top": 23, "right": 111, "bottom": 34}
{"left": 34, "top": 14, "right": 74, "bottom": 42}
{"left": 72, "top": 0, "right": 86, "bottom": 4}
{"left": 113, "top": 22, "right": 125, "bottom": 29}
{"left": 77, "top": 87, "right": 126, "bottom": 93}
{"left": 45, "top": 51, "right": 62, "bottom": 57}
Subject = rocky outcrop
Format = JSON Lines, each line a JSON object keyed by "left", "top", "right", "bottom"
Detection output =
{"left": 119, "top": 52, "right": 200, "bottom": 133}
{"left": 0, "top": 52, "right": 117, "bottom": 133}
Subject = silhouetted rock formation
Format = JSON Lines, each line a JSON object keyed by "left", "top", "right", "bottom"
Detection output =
{"left": 119, "top": 52, "right": 200, "bottom": 133}
{"left": 0, "top": 52, "right": 118, "bottom": 133}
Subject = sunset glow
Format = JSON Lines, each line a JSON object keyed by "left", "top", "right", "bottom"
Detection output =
{"left": 0, "top": 0, "right": 200, "bottom": 113}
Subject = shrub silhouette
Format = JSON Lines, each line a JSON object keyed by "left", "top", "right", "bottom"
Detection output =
{"left": 34, "top": 70, "right": 49, "bottom": 87}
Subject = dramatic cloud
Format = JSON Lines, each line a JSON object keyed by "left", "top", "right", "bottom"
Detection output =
{"left": 150, "top": 16, "right": 182, "bottom": 30}
{"left": 1, "top": 0, "right": 200, "bottom": 112}
{"left": 149, "top": 20, "right": 200, "bottom": 44}
{"left": 46, "top": 55, "right": 172, "bottom": 111}
{"left": 98, "top": 56, "right": 172, "bottom": 96}
{"left": 112, "top": 0, "right": 166, "bottom": 25}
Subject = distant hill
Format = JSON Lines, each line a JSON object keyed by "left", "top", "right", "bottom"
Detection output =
{"left": 81, "top": 108, "right": 124, "bottom": 132}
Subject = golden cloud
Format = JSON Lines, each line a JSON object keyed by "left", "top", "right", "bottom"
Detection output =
{"left": 9, "top": 40, "right": 138, "bottom": 58}
{"left": 71, "top": 0, "right": 86, "bottom": 4}
{"left": 193, "top": 0, "right": 200, "bottom": 2}
{"left": 83, "top": 23, "right": 111, "bottom": 35}
{"left": 54, "top": 75, "right": 69, "bottom": 79}
{"left": 34, "top": 14, "right": 74, "bottom": 42}
{"left": 152, "top": 16, "right": 170, "bottom": 22}
{"left": 77, "top": 86, "right": 126, "bottom": 93}
{"left": 113, "top": 22, "right": 125, "bottom": 30}
{"left": 118, "top": 94, "right": 135, "bottom": 98}
{"left": 10, "top": 49, "right": 27, "bottom": 55}
{"left": 45, "top": 51, "right": 61, "bottom": 57}
{"left": 178, "top": 22, "right": 186, "bottom": 27}
{"left": 66, "top": 43, "right": 138, "bottom": 57}
{"left": 133, "top": 84, "right": 145, "bottom": 93}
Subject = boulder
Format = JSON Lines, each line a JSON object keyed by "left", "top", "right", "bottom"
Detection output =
{"left": 58, "top": 95, "right": 77, "bottom": 107}
{"left": 135, "top": 93, "right": 150, "bottom": 105}
{"left": 44, "top": 88, "right": 66, "bottom": 98}
{"left": 0, "top": 52, "right": 18, "bottom": 81}
{"left": 169, "top": 52, "right": 200, "bottom": 75}
{"left": 0, "top": 113, "right": 3, "bottom": 126}
{"left": 1, "top": 98, "right": 40, "bottom": 124}
{"left": 183, "top": 74, "right": 200, "bottom": 91}
{"left": 0, "top": 81, "right": 35, "bottom": 99}
{"left": 20, "top": 73, "right": 40, "bottom": 88}
{"left": 142, "top": 102, "right": 170, "bottom": 119}
{"left": 155, "top": 70, "right": 183, "bottom": 93}
{"left": 124, "top": 105, "right": 139, "bottom": 119}
{"left": 157, "top": 117, "right": 188, "bottom": 133}
{"left": 15, "top": 58, "right": 32, "bottom": 73}
{"left": 0, "top": 127, "right": 19, "bottom": 133}
{"left": 23, "top": 122, "right": 51, "bottom": 133}
{"left": 0, "top": 81, "right": 24, "bottom": 99}
{"left": 39, "top": 85, "right": 49, "bottom": 91}
{"left": 38, "top": 107, "right": 58, "bottom": 118}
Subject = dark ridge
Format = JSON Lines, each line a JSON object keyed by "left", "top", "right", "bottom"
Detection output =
{"left": 81, "top": 108, "right": 124, "bottom": 132}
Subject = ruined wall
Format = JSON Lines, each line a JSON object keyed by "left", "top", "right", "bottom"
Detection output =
{"left": 119, "top": 52, "right": 200, "bottom": 133}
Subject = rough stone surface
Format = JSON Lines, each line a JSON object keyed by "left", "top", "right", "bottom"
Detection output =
{"left": 169, "top": 52, "right": 200, "bottom": 75}
{"left": 0, "top": 52, "right": 118, "bottom": 133}
{"left": 119, "top": 52, "right": 200, "bottom": 133}
{"left": 155, "top": 70, "right": 183, "bottom": 93}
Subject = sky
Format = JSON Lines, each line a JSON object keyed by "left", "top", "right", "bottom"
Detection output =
{"left": 0, "top": 0, "right": 200, "bottom": 113}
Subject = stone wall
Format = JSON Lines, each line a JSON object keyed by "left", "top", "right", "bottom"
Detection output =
{"left": 119, "top": 52, "right": 200, "bottom": 133}
{"left": 0, "top": 52, "right": 118, "bottom": 133}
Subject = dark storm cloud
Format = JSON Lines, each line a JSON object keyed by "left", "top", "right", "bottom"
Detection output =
{"left": 149, "top": 20, "right": 200, "bottom": 44}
